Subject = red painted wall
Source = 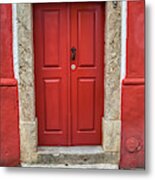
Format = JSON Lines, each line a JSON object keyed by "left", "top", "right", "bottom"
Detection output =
{"left": 0, "top": 2, "right": 145, "bottom": 168}
{"left": 120, "top": 1, "right": 145, "bottom": 169}
{"left": 0, "top": 5, "right": 20, "bottom": 166}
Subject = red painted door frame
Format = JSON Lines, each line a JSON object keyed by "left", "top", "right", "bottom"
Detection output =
{"left": 0, "top": 5, "right": 20, "bottom": 166}
{"left": 120, "top": 1, "right": 145, "bottom": 169}
{"left": 34, "top": 2, "right": 104, "bottom": 146}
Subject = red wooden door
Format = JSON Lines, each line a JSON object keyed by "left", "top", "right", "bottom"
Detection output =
{"left": 34, "top": 3, "right": 104, "bottom": 146}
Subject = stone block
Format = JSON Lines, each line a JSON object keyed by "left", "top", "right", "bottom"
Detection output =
{"left": 103, "top": 119, "right": 121, "bottom": 152}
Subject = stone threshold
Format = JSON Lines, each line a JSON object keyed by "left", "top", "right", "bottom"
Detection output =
{"left": 21, "top": 163, "right": 118, "bottom": 169}
{"left": 37, "top": 146, "right": 104, "bottom": 155}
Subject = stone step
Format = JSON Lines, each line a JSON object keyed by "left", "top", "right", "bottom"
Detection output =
{"left": 36, "top": 146, "right": 119, "bottom": 165}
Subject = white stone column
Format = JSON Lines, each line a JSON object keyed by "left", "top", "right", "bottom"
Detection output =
{"left": 103, "top": 1, "right": 122, "bottom": 158}
{"left": 13, "top": 3, "right": 38, "bottom": 163}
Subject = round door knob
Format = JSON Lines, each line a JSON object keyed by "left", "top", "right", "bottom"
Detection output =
{"left": 71, "top": 64, "right": 76, "bottom": 70}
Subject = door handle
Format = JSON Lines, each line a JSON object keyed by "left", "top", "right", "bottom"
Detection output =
{"left": 71, "top": 47, "right": 76, "bottom": 60}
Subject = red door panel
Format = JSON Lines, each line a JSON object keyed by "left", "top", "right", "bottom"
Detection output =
{"left": 44, "top": 79, "right": 61, "bottom": 131}
{"left": 34, "top": 3, "right": 104, "bottom": 146}
{"left": 77, "top": 11, "right": 95, "bottom": 67}
{"left": 34, "top": 3, "right": 69, "bottom": 145}
{"left": 77, "top": 78, "right": 96, "bottom": 131}
{"left": 71, "top": 3, "right": 104, "bottom": 145}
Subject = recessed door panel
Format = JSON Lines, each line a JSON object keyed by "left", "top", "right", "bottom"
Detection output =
{"left": 34, "top": 2, "right": 104, "bottom": 146}
{"left": 43, "top": 11, "right": 60, "bottom": 67}
{"left": 44, "top": 79, "right": 61, "bottom": 132}
{"left": 77, "top": 78, "right": 95, "bottom": 131}
{"left": 78, "top": 10, "right": 95, "bottom": 67}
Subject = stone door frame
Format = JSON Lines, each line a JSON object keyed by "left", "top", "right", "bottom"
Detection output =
{"left": 12, "top": 1, "right": 124, "bottom": 167}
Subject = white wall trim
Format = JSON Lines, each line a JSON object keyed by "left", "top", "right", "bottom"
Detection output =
{"left": 121, "top": 0, "right": 127, "bottom": 81}
{"left": 12, "top": 4, "right": 19, "bottom": 83}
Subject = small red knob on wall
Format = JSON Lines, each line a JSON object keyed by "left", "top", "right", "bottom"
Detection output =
{"left": 125, "top": 137, "right": 142, "bottom": 153}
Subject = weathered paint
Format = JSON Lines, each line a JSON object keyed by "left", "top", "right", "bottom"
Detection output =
{"left": 120, "top": 1, "right": 145, "bottom": 169}
{"left": 0, "top": 4, "right": 20, "bottom": 166}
